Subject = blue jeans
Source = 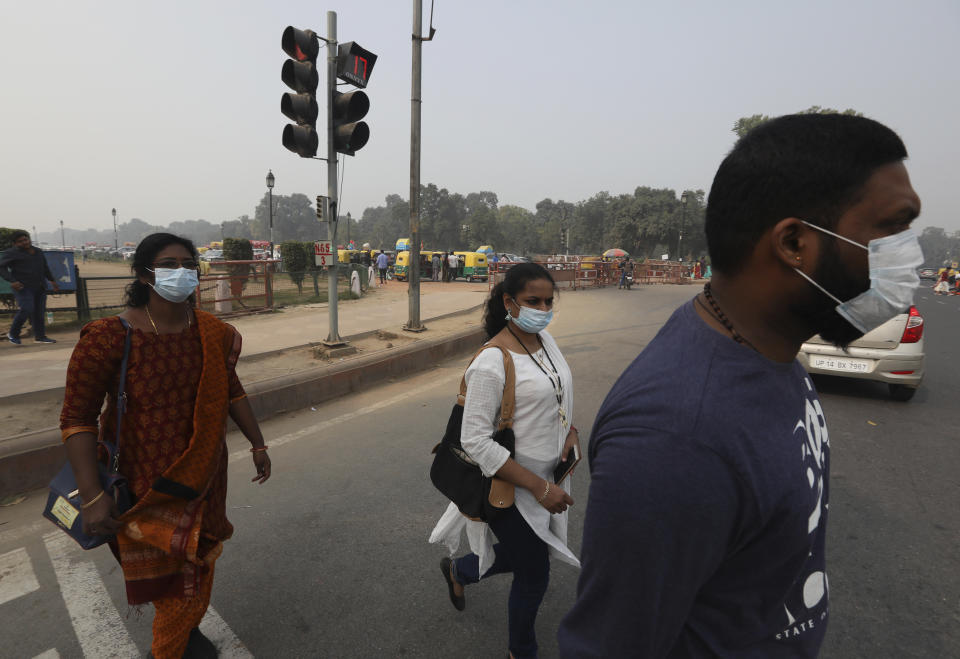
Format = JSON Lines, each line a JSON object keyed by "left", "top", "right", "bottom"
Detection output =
{"left": 10, "top": 287, "right": 47, "bottom": 339}
{"left": 453, "top": 506, "right": 550, "bottom": 658}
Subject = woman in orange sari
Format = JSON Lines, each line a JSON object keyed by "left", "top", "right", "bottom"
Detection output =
{"left": 60, "top": 233, "right": 271, "bottom": 659}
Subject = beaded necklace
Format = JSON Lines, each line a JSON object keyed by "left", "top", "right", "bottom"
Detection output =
{"left": 699, "top": 283, "right": 759, "bottom": 352}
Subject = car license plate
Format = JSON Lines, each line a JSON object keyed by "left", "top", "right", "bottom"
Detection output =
{"left": 810, "top": 356, "right": 872, "bottom": 373}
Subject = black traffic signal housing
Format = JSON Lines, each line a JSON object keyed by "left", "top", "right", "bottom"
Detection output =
{"left": 332, "top": 90, "right": 370, "bottom": 156}
{"left": 281, "top": 26, "right": 320, "bottom": 157}
{"left": 332, "top": 41, "right": 377, "bottom": 156}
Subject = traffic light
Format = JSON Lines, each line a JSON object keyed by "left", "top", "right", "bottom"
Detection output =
{"left": 281, "top": 26, "right": 320, "bottom": 158}
{"left": 332, "top": 42, "right": 378, "bottom": 156}
{"left": 332, "top": 90, "right": 370, "bottom": 156}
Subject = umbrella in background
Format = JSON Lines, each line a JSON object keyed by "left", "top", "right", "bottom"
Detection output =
{"left": 603, "top": 248, "right": 629, "bottom": 258}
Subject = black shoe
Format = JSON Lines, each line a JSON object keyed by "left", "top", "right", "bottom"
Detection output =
{"left": 7, "top": 334, "right": 21, "bottom": 345}
{"left": 34, "top": 337, "right": 57, "bottom": 344}
{"left": 185, "top": 627, "right": 218, "bottom": 659}
{"left": 440, "top": 557, "right": 465, "bottom": 611}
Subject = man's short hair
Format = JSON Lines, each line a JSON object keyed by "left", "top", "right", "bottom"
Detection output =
{"left": 11, "top": 230, "right": 29, "bottom": 241}
{"left": 705, "top": 114, "right": 907, "bottom": 276}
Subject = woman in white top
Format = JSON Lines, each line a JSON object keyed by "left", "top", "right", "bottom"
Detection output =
{"left": 429, "top": 262, "right": 580, "bottom": 659}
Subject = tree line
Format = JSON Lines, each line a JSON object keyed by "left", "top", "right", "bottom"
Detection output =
{"left": 35, "top": 108, "right": 953, "bottom": 264}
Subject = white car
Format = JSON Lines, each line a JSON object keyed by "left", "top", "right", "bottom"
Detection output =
{"left": 796, "top": 306, "right": 924, "bottom": 401}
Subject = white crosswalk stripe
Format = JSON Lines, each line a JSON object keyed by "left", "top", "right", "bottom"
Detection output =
{"left": 0, "top": 546, "right": 40, "bottom": 605}
{"left": 32, "top": 532, "right": 255, "bottom": 657}
{"left": 200, "top": 606, "right": 255, "bottom": 659}
{"left": 31, "top": 650, "right": 60, "bottom": 659}
{"left": 43, "top": 532, "right": 140, "bottom": 658}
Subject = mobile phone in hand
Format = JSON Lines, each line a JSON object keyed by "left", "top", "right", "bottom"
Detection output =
{"left": 553, "top": 445, "right": 581, "bottom": 484}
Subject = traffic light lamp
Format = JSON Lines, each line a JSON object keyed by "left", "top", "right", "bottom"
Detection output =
{"left": 332, "top": 90, "right": 370, "bottom": 156}
{"left": 281, "top": 26, "right": 320, "bottom": 158}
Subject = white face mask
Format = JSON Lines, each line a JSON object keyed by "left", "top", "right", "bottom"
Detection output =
{"left": 506, "top": 299, "right": 553, "bottom": 333}
{"left": 147, "top": 267, "right": 199, "bottom": 303}
{"left": 794, "top": 221, "right": 923, "bottom": 334}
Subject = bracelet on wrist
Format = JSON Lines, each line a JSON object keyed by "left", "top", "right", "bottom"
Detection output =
{"left": 250, "top": 446, "right": 268, "bottom": 453}
{"left": 536, "top": 480, "right": 550, "bottom": 504}
{"left": 81, "top": 490, "right": 106, "bottom": 510}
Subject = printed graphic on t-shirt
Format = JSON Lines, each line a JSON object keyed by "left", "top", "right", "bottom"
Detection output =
{"left": 777, "top": 376, "right": 830, "bottom": 641}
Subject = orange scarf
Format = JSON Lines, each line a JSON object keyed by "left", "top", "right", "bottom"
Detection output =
{"left": 114, "top": 310, "right": 239, "bottom": 604}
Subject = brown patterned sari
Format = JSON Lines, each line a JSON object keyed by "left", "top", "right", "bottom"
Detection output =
{"left": 60, "top": 310, "right": 244, "bottom": 606}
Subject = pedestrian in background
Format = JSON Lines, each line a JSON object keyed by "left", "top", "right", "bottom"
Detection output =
{"left": 560, "top": 114, "right": 923, "bottom": 657}
{"left": 60, "top": 232, "right": 271, "bottom": 659}
{"left": 432, "top": 252, "right": 442, "bottom": 281}
{"left": 1, "top": 230, "right": 60, "bottom": 345}
{"left": 934, "top": 268, "right": 950, "bottom": 295}
{"left": 447, "top": 251, "right": 459, "bottom": 282}
{"left": 376, "top": 250, "right": 389, "bottom": 285}
{"left": 441, "top": 252, "right": 450, "bottom": 282}
{"left": 430, "top": 262, "right": 580, "bottom": 659}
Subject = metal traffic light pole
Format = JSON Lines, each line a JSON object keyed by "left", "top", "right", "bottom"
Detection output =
{"left": 324, "top": 10, "right": 344, "bottom": 345}
{"left": 405, "top": 0, "right": 424, "bottom": 332}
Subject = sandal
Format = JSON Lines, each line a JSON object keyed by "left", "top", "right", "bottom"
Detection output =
{"left": 440, "top": 557, "right": 465, "bottom": 611}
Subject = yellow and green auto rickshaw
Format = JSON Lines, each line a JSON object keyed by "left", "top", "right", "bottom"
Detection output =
{"left": 395, "top": 238, "right": 411, "bottom": 252}
{"left": 453, "top": 251, "right": 488, "bottom": 281}
{"left": 394, "top": 250, "right": 439, "bottom": 281}
{"left": 338, "top": 249, "right": 359, "bottom": 264}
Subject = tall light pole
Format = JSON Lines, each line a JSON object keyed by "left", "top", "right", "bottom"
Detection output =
{"left": 111, "top": 208, "right": 118, "bottom": 250}
{"left": 677, "top": 192, "right": 688, "bottom": 262}
{"left": 266, "top": 170, "right": 275, "bottom": 258}
{"left": 405, "top": 0, "right": 426, "bottom": 332}
{"left": 60, "top": 220, "right": 65, "bottom": 249}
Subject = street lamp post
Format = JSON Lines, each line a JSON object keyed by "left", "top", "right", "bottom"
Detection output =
{"left": 111, "top": 208, "right": 118, "bottom": 250}
{"left": 677, "top": 192, "right": 689, "bottom": 262}
{"left": 266, "top": 170, "right": 275, "bottom": 258}
{"left": 60, "top": 220, "right": 65, "bottom": 249}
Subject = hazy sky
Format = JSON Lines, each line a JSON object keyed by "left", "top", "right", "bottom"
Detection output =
{"left": 2, "top": 0, "right": 958, "bottom": 238}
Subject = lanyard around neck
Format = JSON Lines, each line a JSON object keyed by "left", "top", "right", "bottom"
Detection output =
{"left": 506, "top": 325, "right": 563, "bottom": 409}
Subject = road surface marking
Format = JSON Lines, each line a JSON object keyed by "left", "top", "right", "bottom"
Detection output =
{"left": 0, "top": 546, "right": 40, "bottom": 605}
{"left": 200, "top": 606, "right": 255, "bottom": 658}
{"left": 31, "top": 650, "right": 60, "bottom": 659}
{"left": 228, "top": 377, "right": 449, "bottom": 463}
{"left": 43, "top": 532, "right": 139, "bottom": 658}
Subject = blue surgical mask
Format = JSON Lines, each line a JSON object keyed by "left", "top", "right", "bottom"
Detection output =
{"left": 794, "top": 222, "right": 923, "bottom": 334}
{"left": 507, "top": 299, "right": 553, "bottom": 333}
{"left": 147, "top": 267, "right": 199, "bottom": 303}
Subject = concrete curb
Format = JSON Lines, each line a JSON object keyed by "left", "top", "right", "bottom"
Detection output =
{"left": 0, "top": 316, "right": 486, "bottom": 497}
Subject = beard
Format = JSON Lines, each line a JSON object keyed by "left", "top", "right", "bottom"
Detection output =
{"left": 792, "top": 236, "right": 870, "bottom": 349}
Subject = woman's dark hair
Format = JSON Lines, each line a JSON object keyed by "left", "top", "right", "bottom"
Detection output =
{"left": 483, "top": 262, "right": 556, "bottom": 338}
{"left": 124, "top": 233, "right": 199, "bottom": 307}
{"left": 705, "top": 113, "right": 907, "bottom": 276}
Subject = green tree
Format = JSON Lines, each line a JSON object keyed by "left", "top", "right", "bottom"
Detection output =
{"left": 280, "top": 240, "right": 309, "bottom": 293}
{"left": 732, "top": 107, "right": 864, "bottom": 139}
{"left": 254, "top": 193, "right": 322, "bottom": 242}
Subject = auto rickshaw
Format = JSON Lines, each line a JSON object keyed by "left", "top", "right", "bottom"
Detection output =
{"left": 393, "top": 250, "right": 440, "bottom": 281}
{"left": 338, "top": 249, "right": 360, "bottom": 264}
{"left": 453, "top": 251, "right": 488, "bottom": 281}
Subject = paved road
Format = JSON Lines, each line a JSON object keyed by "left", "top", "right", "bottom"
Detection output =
{"left": 1, "top": 285, "right": 956, "bottom": 658}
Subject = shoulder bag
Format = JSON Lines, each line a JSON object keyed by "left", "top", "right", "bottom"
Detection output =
{"left": 430, "top": 343, "right": 516, "bottom": 522}
{"left": 43, "top": 318, "right": 134, "bottom": 549}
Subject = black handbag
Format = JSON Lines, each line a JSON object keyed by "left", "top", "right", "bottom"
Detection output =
{"left": 430, "top": 344, "right": 516, "bottom": 521}
{"left": 43, "top": 318, "right": 133, "bottom": 549}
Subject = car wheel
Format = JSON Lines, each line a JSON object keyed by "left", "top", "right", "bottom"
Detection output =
{"left": 888, "top": 384, "right": 917, "bottom": 402}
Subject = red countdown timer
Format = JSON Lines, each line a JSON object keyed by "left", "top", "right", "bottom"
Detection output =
{"left": 336, "top": 42, "right": 378, "bottom": 89}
